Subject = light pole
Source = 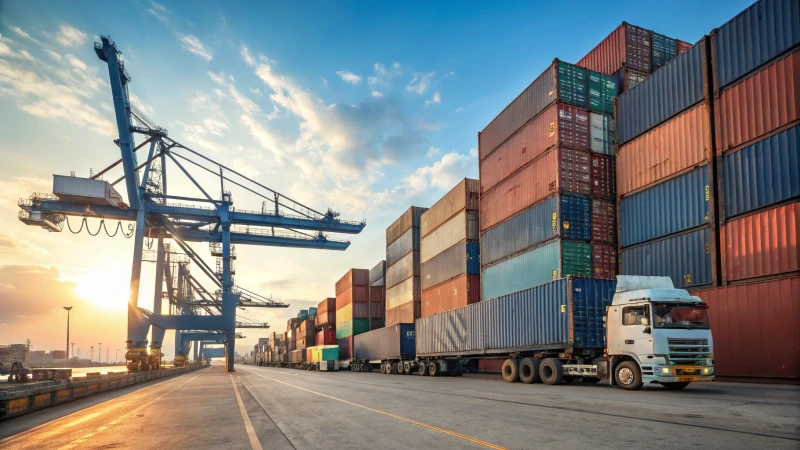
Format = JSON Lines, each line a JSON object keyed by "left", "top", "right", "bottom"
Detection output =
{"left": 116, "top": 349, "right": 121, "bottom": 364}
{"left": 63, "top": 307, "right": 72, "bottom": 366}
{"left": 91, "top": 346, "right": 94, "bottom": 362}
{"left": 98, "top": 343, "right": 102, "bottom": 364}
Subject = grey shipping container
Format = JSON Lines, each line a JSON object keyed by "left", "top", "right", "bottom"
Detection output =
{"left": 420, "top": 178, "right": 480, "bottom": 238}
{"left": 386, "top": 207, "right": 427, "bottom": 246}
{"left": 616, "top": 37, "right": 709, "bottom": 145}
{"left": 711, "top": 0, "right": 800, "bottom": 92}
{"left": 615, "top": 67, "right": 648, "bottom": 93}
{"left": 386, "top": 251, "right": 421, "bottom": 289}
{"left": 353, "top": 324, "right": 416, "bottom": 362}
{"left": 590, "top": 113, "right": 615, "bottom": 155}
{"left": 386, "top": 276, "right": 422, "bottom": 310}
{"left": 369, "top": 260, "right": 386, "bottom": 286}
{"left": 371, "top": 276, "right": 385, "bottom": 287}
{"left": 386, "top": 227, "right": 420, "bottom": 267}
{"left": 416, "top": 277, "right": 616, "bottom": 357}
{"left": 421, "top": 241, "right": 480, "bottom": 291}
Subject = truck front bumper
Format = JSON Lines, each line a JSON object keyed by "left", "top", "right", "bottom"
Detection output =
{"left": 646, "top": 365, "right": 715, "bottom": 383}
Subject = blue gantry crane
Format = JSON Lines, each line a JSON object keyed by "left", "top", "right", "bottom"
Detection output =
{"left": 17, "top": 36, "right": 365, "bottom": 372}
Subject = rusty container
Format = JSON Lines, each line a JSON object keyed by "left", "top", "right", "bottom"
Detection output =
{"left": 421, "top": 274, "right": 481, "bottom": 318}
{"left": 420, "top": 178, "right": 480, "bottom": 238}
{"left": 577, "top": 22, "right": 653, "bottom": 75}
{"left": 335, "top": 285, "right": 369, "bottom": 310}
{"left": 592, "top": 243, "right": 618, "bottom": 279}
{"left": 335, "top": 269, "right": 369, "bottom": 296}
{"left": 592, "top": 199, "right": 616, "bottom": 244}
{"left": 386, "top": 206, "right": 428, "bottom": 246}
{"left": 591, "top": 154, "right": 614, "bottom": 200}
{"left": 385, "top": 301, "right": 421, "bottom": 327}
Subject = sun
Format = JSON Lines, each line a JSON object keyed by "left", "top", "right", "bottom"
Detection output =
{"left": 74, "top": 266, "right": 131, "bottom": 311}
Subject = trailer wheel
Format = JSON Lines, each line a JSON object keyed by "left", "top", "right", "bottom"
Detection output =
{"left": 539, "top": 358, "right": 563, "bottom": 385}
{"left": 403, "top": 361, "right": 412, "bottom": 375}
{"left": 518, "top": 358, "right": 540, "bottom": 384}
{"left": 428, "top": 361, "right": 439, "bottom": 377}
{"left": 501, "top": 359, "right": 519, "bottom": 383}
{"left": 418, "top": 361, "right": 428, "bottom": 376}
{"left": 389, "top": 362, "right": 397, "bottom": 374}
{"left": 661, "top": 382, "right": 690, "bottom": 391}
{"left": 614, "top": 361, "right": 643, "bottom": 390}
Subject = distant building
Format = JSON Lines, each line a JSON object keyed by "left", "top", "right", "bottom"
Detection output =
{"left": 0, "top": 344, "right": 29, "bottom": 364}
{"left": 51, "top": 350, "right": 67, "bottom": 360}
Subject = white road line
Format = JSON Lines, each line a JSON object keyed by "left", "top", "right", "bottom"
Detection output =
{"left": 230, "top": 374, "right": 263, "bottom": 450}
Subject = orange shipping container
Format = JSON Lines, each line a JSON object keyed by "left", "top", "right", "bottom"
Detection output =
{"left": 420, "top": 178, "right": 480, "bottom": 238}
{"left": 690, "top": 277, "right": 800, "bottom": 379}
{"left": 715, "top": 49, "right": 800, "bottom": 154}
{"left": 616, "top": 102, "right": 712, "bottom": 197}
{"left": 335, "top": 285, "right": 369, "bottom": 310}
{"left": 421, "top": 274, "right": 480, "bottom": 317}
{"left": 386, "top": 207, "right": 428, "bottom": 246}
{"left": 480, "top": 103, "right": 591, "bottom": 194}
{"left": 577, "top": 22, "right": 653, "bottom": 75}
{"left": 385, "top": 301, "right": 421, "bottom": 327}
{"left": 480, "top": 147, "right": 592, "bottom": 232}
{"left": 335, "top": 269, "right": 369, "bottom": 296}
{"left": 720, "top": 202, "right": 800, "bottom": 283}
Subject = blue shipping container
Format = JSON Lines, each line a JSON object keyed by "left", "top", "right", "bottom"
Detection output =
{"left": 620, "top": 226, "right": 713, "bottom": 289}
{"left": 415, "top": 277, "right": 617, "bottom": 356}
{"left": 617, "top": 38, "right": 708, "bottom": 145}
{"left": 481, "top": 195, "right": 591, "bottom": 267}
{"left": 420, "top": 241, "right": 479, "bottom": 290}
{"left": 712, "top": 0, "right": 800, "bottom": 91}
{"left": 620, "top": 166, "right": 711, "bottom": 247}
{"left": 353, "top": 323, "right": 415, "bottom": 361}
{"left": 721, "top": 124, "right": 800, "bottom": 220}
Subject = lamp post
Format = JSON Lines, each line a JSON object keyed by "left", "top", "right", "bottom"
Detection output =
{"left": 71, "top": 343, "right": 75, "bottom": 364}
{"left": 116, "top": 349, "right": 121, "bottom": 364}
{"left": 91, "top": 346, "right": 94, "bottom": 362}
{"left": 98, "top": 343, "right": 102, "bottom": 364}
{"left": 63, "top": 307, "right": 72, "bottom": 366}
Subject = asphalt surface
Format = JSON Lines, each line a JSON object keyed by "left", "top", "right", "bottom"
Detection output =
{"left": 1, "top": 364, "right": 798, "bottom": 449}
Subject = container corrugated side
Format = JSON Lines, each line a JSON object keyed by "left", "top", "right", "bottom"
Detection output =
{"left": 721, "top": 202, "right": 799, "bottom": 283}
{"left": 577, "top": 23, "right": 652, "bottom": 75}
{"left": 335, "top": 285, "right": 369, "bottom": 310}
{"left": 369, "top": 286, "right": 386, "bottom": 319}
{"left": 386, "top": 206, "right": 427, "bottom": 246}
{"left": 616, "top": 38, "right": 708, "bottom": 145}
{"left": 386, "top": 227, "right": 420, "bottom": 267}
{"left": 421, "top": 274, "right": 480, "bottom": 317}
{"left": 335, "top": 269, "right": 369, "bottom": 296}
{"left": 719, "top": 124, "right": 800, "bottom": 221}
{"left": 591, "top": 154, "right": 614, "bottom": 200}
{"left": 481, "top": 239, "right": 592, "bottom": 301}
{"left": 420, "top": 178, "right": 479, "bottom": 237}
{"left": 592, "top": 199, "right": 616, "bottom": 244}
{"left": 353, "top": 324, "right": 415, "bottom": 361}
{"left": 480, "top": 103, "right": 590, "bottom": 192}
{"left": 369, "top": 260, "right": 386, "bottom": 286}
{"left": 317, "top": 297, "right": 335, "bottom": 315}
{"left": 386, "top": 251, "right": 420, "bottom": 289}
{"left": 690, "top": 277, "right": 800, "bottom": 379}
{"left": 53, "top": 175, "right": 106, "bottom": 199}
{"left": 420, "top": 210, "right": 478, "bottom": 263}
{"left": 416, "top": 277, "right": 616, "bottom": 357}
{"left": 620, "top": 226, "right": 714, "bottom": 289}
{"left": 480, "top": 147, "right": 591, "bottom": 232}
{"left": 480, "top": 195, "right": 591, "bottom": 267}
{"left": 336, "top": 336, "right": 354, "bottom": 360}
{"left": 386, "top": 301, "right": 420, "bottom": 327}
{"left": 590, "top": 113, "right": 615, "bottom": 155}
{"left": 386, "top": 276, "right": 421, "bottom": 309}
{"left": 711, "top": 0, "right": 800, "bottom": 91}
{"left": 316, "top": 329, "right": 336, "bottom": 346}
{"left": 619, "top": 166, "right": 711, "bottom": 247}
{"left": 588, "top": 71, "right": 617, "bottom": 115}
{"left": 592, "top": 244, "right": 617, "bottom": 279}
{"left": 335, "top": 319, "right": 370, "bottom": 339}
{"left": 421, "top": 241, "right": 479, "bottom": 290}
{"left": 616, "top": 102, "right": 712, "bottom": 197}
{"left": 715, "top": 49, "right": 800, "bottom": 154}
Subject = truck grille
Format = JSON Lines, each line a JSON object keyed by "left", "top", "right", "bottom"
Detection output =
{"left": 667, "top": 338, "right": 711, "bottom": 365}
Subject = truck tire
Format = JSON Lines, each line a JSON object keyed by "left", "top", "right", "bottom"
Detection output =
{"left": 519, "top": 358, "right": 541, "bottom": 384}
{"left": 403, "top": 361, "right": 412, "bottom": 375}
{"left": 428, "top": 361, "right": 439, "bottom": 377}
{"left": 614, "top": 361, "right": 643, "bottom": 390}
{"left": 501, "top": 359, "right": 519, "bottom": 383}
{"left": 661, "top": 382, "right": 690, "bottom": 391}
{"left": 390, "top": 362, "right": 398, "bottom": 374}
{"left": 539, "top": 358, "right": 563, "bottom": 385}
{"left": 418, "top": 361, "right": 428, "bottom": 376}
{"left": 396, "top": 362, "right": 405, "bottom": 375}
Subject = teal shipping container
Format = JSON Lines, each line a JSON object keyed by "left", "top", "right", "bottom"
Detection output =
{"left": 336, "top": 319, "right": 370, "bottom": 339}
{"left": 481, "top": 238, "right": 592, "bottom": 300}
{"left": 588, "top": 71, "right": 617, "bottom": 115}
{"left": 320, "top": 345, "right": 339, "bottom": 361}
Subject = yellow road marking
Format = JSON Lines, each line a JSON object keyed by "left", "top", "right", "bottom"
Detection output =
{"left": 239, "top": 368, "right": 507, "bottom": 450}
{"left": 230, "top": 374, "right": 263, "bottom": 450}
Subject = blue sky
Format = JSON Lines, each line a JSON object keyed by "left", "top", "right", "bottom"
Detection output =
{"left": 0, "top": 0, "right": 752, "bottom": 358}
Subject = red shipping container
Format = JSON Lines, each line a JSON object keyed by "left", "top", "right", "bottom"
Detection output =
{"left": 480, "top": 147, "right": 591, "bottom": 232}
{"left": 480, "top": 103, "right": 590, "bottom": 193}
{"left": 721, "top": 202, "right": 799, "bottom": 283}
{"left": 369, "top": 286, "right": 386, "bottom": 319}
{"left": 591, "top": 199, "right": 616, "bottom": 244}
{"left": 315, "top": 311, "right": 335, "bottom": 328}
{"left": 690, "top": 277, "right": 800, "bottom": 379}
{"left": 385, "top": 301, "right": 421, "bottom": 327}
{"left": 335, "top": 269, "right": 369, "bottom": 296}
{"left": 479, "top": 359, "right": 504, "bottom": 373}
{"left": 316, "top": 329, "right": 336, "bottom": 346}
{"left": 591, "top": 154, "right": 614, "bottom": 199}
{"left": 318, "top": 297, "right": 335, "bottom": 315}
{"left": 616, "top": 102, "right": 712, "bottom": 197}
{"left": 577, "top": 22, "right": 652, "bottom": 75}
{"left": 715, "top": 49, "right": 800, "bottom": 154}
{"left": 421, "top": 274, "right": 480, "bottom": 317}
{"left": 677, "top": 40, "right": 693, "bottom": 56}
{"left": 592, "top": 244, "right": 618, "bottom": 279}
{"left": 335, "top": 285, "right": 369, "bottom": 310}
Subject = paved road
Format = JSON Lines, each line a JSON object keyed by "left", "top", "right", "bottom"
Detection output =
{"left": 2, "top": 364, "right": 798, "bottom": 449}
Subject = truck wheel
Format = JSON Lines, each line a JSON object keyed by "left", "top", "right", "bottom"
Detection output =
{"left": 539, "top": 358, "right": 563, "bottom": 385}
{"left": 418, "top": 361, "right": 428, "bottom": 376}
{"left": 519, "top": 358, "right": 541, "bottom": 384}
{"left": 614, "top": 361, "right": 643, "bottom": 390}
{"left": 403, "top": 361, "right": 412, "bottom": 375}
{"left": 428, "top": 362, "right": 439, "bottom": 377}
{"left": 501, "top": 359, "right": 519, "bottom": 383}
{"left": 396, "top": 362, "right": 405, "bottom": 375}
{"left": 661, "top": 382, "right": 690, "bottom": 391}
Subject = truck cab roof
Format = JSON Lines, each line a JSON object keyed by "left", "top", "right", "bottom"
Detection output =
{"left": 612, "top": 288, "right": 704, "bottom": 305}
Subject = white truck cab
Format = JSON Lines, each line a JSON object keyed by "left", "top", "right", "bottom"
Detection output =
{"left": 605, "top": 276, "right": 715, "bottom": 390}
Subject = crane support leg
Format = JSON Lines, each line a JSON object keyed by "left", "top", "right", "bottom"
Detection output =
{"left": 126, "top": 209, "right": 150, "bottom": 371}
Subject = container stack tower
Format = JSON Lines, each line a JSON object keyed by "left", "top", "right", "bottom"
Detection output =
{"left": 315, "top": 297, "right": 336, "bottom": 346}
{"left": 368, "top": 260, "right": 387, "bottom": 330}
{"left": 385, "top": 207, "right": 428, "bottom": 325}
{"left": 335, "top": 268, "right": 371, "bottom": 360}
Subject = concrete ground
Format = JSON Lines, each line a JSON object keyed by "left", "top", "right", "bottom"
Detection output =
{"left": 1, "top": 364, "right": 798, "bottom": 449}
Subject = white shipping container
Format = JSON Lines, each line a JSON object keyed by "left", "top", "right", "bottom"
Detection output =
{"left": 385, "top": 251, "right": 420, "bottom": 289}
{"left": 386, "top": 276, "right": 421, "bottom": 309}
{"left": 420, "top": 210, "right": 479, "bottom": 264}
{"left": 590, "top": 113, "right": 615, "bottom": 155}
{"left": 52, "top": 175, "right": 127, "bottom": 208}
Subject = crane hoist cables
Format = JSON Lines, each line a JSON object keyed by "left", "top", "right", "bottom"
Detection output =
{"left": 65, "top": 216, "right": 135, "bottom": 238}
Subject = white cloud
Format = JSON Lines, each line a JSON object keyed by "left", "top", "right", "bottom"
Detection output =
{"left": 8, "top": 26, "right": 45, "bottom": 47}
{"left": 44, "top": 49, "right": 63, "bottom": 61}
{"left": 0, "top": 41, "right": 36, "bottom": 61}
{"left": 55, "top": 24, "right": 87, "bottom": 48}
{"left": 150, "top": 1, "right": 168, "bottom": 12}
{"left": 368, "top": 62, "right": 402, "bottom": 86}
{"left": 321, "top": 77, "right": 328, "bottom": 88}
{"left": 371, "top": 91, "right": 383, "bottom": 97}
{"left": 419, "top": 119, "right": 444, "bottom": 131}
{"left": 212, "top": 88, "right": 227, "bottom": 99}
{"left": 203, "top": 118, "right": 229, "bottom": 136}
{"left": 426, "top": 146, "right": 441, "bottom": 158}
{"left": 147, "top": 8, "right": 170, "bottom": 24}
{"left": 249, "top": 87, "right": 262, "bottom": 96}
{"left": 336, "top": 70, "right": 362, "bottom": 84}
{"left": 240, "top": 46, "right": 255, "bottom": 67}
{"left": 209, "top": 71, "right": 259, "bottom": 115}
{"left": 425, "top": 90, "right": 441, "bottom": 106}
{"left": 396, "top": 149, "right": 477, "bottom": 196}
{"left": 406, "top": 72, "right": 434, "bottom": 94}
{"left": 179, "top": 35, "right": 212, "bottom": 61}
{"left": 129, "top": 93, "right": 154, "bottom": 113}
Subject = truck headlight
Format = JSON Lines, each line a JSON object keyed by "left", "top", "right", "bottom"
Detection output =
{"left": 660, "top": 367, "right": 671, "bottom": 375}
{"left": 703, "top": 367, "right": 713, "bottom": 375}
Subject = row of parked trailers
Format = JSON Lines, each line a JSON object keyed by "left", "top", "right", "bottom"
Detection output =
{"left": 259, "top": 0, "right": 799, "bottom": 381}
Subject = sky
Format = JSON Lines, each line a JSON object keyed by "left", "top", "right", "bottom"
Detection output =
{"left": 0, "top": 0, "right": 752, "bottom": 361}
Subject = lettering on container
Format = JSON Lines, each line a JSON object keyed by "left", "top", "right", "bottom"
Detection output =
{"left": 551, "top": 212, "right": 558, "bottom": 230}
{"left": 561, "top": 304, "right": 566, "bottom": 313}
{"left": 552, "top": 270, "right": 558, "bottom": 280}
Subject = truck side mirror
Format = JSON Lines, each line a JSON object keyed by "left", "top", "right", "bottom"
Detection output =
{"left": 643, "top": 326, "right": 651, "bottom": 334}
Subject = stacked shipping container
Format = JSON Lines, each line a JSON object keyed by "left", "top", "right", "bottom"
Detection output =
{"left": 420, "top": 179, "right": 481, "bottom": 317}
{"left": 335, "top": 269, "right": 372, "bottom": 360}
{"left": 368, "top": 260, "right": 387, "bottom": 330}
{"left": 315, "top": 297, "right": 336, "bottom": 346}
{"left": 385, "top": 207, "right": 428, "bottom": 325}
{"left": 478, "top": 59, "right": 618, "bottom": 301}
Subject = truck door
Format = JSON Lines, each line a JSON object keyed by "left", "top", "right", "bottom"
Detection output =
{"left": 615, "top": 303, "right": 654, "bottom": 359}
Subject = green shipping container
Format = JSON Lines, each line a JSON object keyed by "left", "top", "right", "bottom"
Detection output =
{"left": 557, "top": 61, "right": 588, "bottom": 108}
{"left": 320, "top": 345, "right": 339, "bottom": 361}
{"left": 335, "top": 319, "right": 370, "bottom": 339}
{"left": 588, "top": 71, "right": 617, "bottom": 115}
{"left": 481, "top": 238, "right": 592, "bottom": 300}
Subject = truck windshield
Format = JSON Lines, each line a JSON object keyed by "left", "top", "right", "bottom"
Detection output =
{"left": 652, "top": 303, "right": 709, "bottom": 330}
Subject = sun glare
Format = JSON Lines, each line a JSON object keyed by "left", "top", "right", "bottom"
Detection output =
{"left": 74, "top": 266, "right": 131, "bottom": 311}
